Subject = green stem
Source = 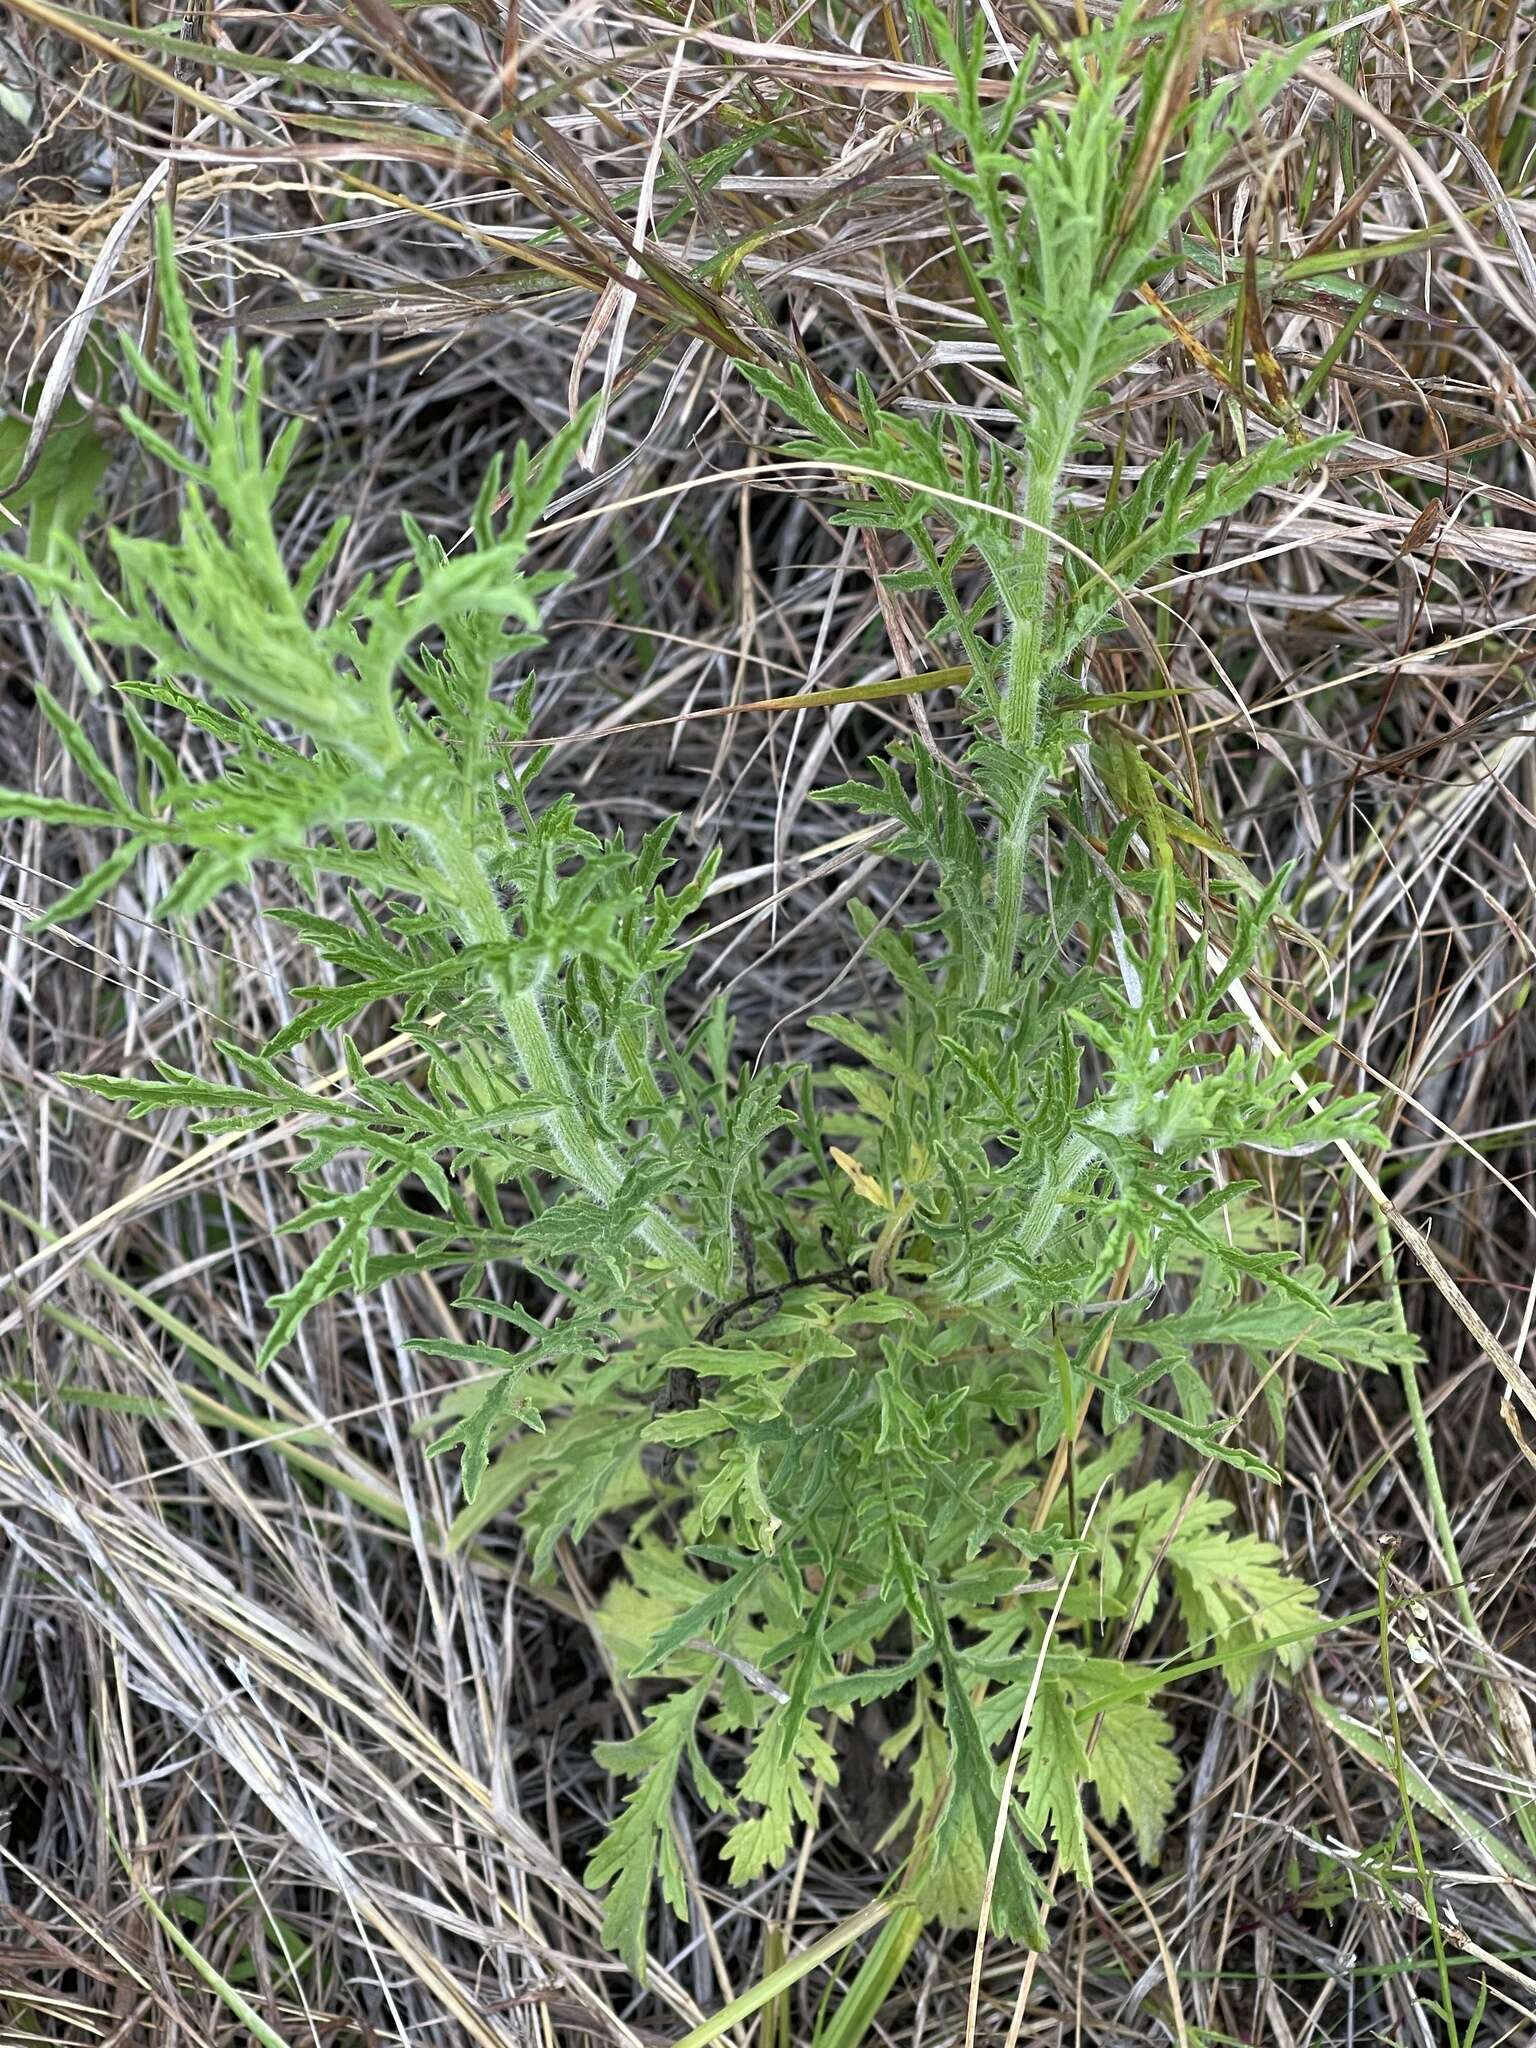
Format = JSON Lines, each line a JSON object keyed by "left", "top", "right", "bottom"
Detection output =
{"left": 982, "top": 456, "right": 1062, "bottom": 1008}
{"left": 333, "top": 688, "right": 717, "bottom": 1299}
{"left": 432, "top": 823, "right": 716, "bottom": 1296}
{"left": 973, "top": 1129, "right": 1101, "bottom": 1302}
{"left": 982, "top": 764, "right": 1047, "bottom": 1010}
{"left": 1376, "top": 1550, "right": 1459, "bottom": 2044}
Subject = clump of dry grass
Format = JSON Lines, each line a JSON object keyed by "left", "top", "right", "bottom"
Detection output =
{"left": 3, "top": 2, "right": 1536, "bottom": 2043}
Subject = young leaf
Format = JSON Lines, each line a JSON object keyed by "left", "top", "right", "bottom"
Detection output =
{"left": 1085, "top": 1694, "right": 1181, "bottom": 1864}
{"left": 1020, "top": 1680, "right": 1091, "bottom": 1880}
{"left": 586, "top": 1682, "right": 710, "bottom": 1983}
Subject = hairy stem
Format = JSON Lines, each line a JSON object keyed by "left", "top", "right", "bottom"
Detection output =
{"left": 982, "top": 454, "right": 1063, "bottom": 1008}
{"left": 431, "top": 823, "right": 717, "bottom": 1296}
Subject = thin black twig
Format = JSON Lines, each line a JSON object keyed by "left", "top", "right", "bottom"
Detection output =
{"left": 651, "top": 1247, "right": 867, "bottom": 1469}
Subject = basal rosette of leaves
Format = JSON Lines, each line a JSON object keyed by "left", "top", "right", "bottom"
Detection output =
{"left": 2, "top": 1, "right": 1421, "bottom": 1985}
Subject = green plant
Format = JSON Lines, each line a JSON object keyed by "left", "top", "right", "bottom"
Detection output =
{"left": 3, "top": 0, "right": 1421, "bottom": 1993}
